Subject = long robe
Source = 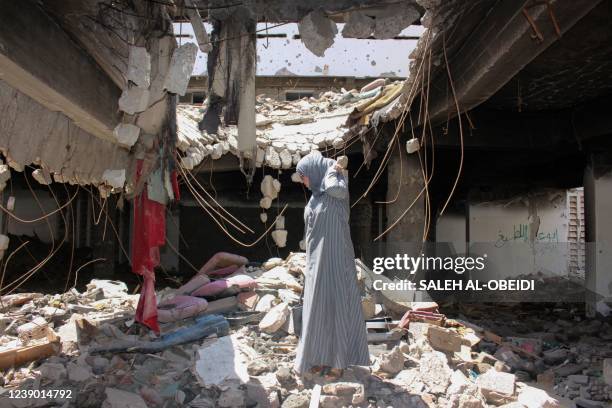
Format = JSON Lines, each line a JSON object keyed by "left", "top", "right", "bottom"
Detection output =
{"left": 294, "top": 154, "right": 370, "bottom": 373}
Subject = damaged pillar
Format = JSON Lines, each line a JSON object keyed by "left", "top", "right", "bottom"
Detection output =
{"left": 202, "top": 5, "right": 257, "bottom": 156}
{"left": 583, "top": 152, "right": 612, "bottom": 315}
{"left": 385, "top": 149, "right": 427, "bottom": 300}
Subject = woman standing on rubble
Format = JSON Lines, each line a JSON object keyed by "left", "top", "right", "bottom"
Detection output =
{"left": 294, "top": 151, "right": 370, "bottom": 379}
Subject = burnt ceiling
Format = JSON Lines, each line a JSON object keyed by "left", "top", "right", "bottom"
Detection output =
{"left": 484, "top": 0, "right": 612, "bottom": 112}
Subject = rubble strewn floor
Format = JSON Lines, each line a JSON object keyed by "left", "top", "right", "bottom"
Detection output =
{"left": 0, "top": 253, "right": 610, "bottom": 407}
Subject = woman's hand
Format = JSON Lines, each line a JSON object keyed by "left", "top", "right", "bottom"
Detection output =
{"left": 334, "top": 163, "right": 348, "bottom": 178}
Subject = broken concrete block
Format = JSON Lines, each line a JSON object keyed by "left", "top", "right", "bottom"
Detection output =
{"left": 342, "top": 11, "right": 374, "bottom": 38}
{"left": 118, "top": 87, "right": 150, "bottom": 114}
{"left": 260, "top": 212, "right": 268, "bottom": 223}
{"left": 218, "top": 386, "right": 245, "bottom": 407}
{"left": 265, "top": 146, "right": 281, "bottom": 169}
{"left": 127, "top": 46, "right": 151, "bottom": 88}
{"left": 255, "top": 294, "right": 276, "bottom": 313}
{"left": 256, "top": 147, "right": 265, "bottom": 167}
{"left": 7, "top": 157, "right": 23, "bottom": 172}
{"left": 476, "top": 370, "right": 516, "bottom": 404}
{"left": 298, "top": 10, "right": 337, "bottom": 57}
{"left": 373, "top": 4, "right": 420, "bottom": 39}
{"left": 104, "top": 387, "right": 148, "bottom": 408}
{"left": 419, "top": 351, "right": 452, "bottom": 394}
{"left": 261, "top": 175, "right": 279, "bottom": 199}
{"left": 263, "top": 258, "right": 283, "bottom": 270}
{"left": 322, "top": 382, "right": 365, "bottom": 405}
{"left": 0, "top": 164, "right": 10, "bottom": 185}
{"left": 517, "top": 385, "right": 561, "bottom": 408}
{"left": 259, "top": 302, "right": 289, "bottom": 333}
{"left": 102, "top": 169, "right": 126, "bottom": 189}
{"left": 246, "top": 372, "right": 280, "bottom": 408}
{"left": 279, "top": 149, "right": 292, "bottom": 169}
{"left": 260, "top": 197, "right": 272, "bottom": 209}
{"left": 211, "top": 143, "right": 224, "bottom": 159}
{"left": 374, "top": 346, "right": 404, "bottom": 375}
{"left": 17, "top": 316, "right": 48, "bottom": 343}
{"left": 184, "top": 0, "right": 212, "bottom": 52}
{"left": 406, "top": 137, "right": 420, "bottom": 154}
{"left": 0, "top": 234, "right": 9, "bottom": 251}
{"left": 164, "top": 43, "right": 198, "bottom": 96}
{"left": 32, "top": 168, "right": 52, "bottom": 185}
{"left": 237, "top": 291, "right": 259, "bottom": 311}
{"left": 299, "top": 239, "right": 306, "bottom": 250}
{"left": 113, "top": 123, "right": 140, "bottom": 148}
{"left": 427, "top": 326, "right": 463, "bottom": 353}
{"left": 271, "top": 230, "right": 288, "bottom": 248}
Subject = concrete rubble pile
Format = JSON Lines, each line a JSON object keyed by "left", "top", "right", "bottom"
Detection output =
{"left": 0, "top": 253, "right": 610, "bottom": 407}
{"left": 177, "top": 79, "right": 402, "bottom": 171}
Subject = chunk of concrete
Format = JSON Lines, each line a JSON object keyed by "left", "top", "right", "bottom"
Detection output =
{"left": 237, "top": 291, "right": 259, "bottom": 311}
{"left": 298, "top": 10, "right": 337, "bottom": 57}
{"left": 271, "top": 230, "right": 288, "bottom": 248}
{"left": 102, "top": 169, "right": 126, "bottom": 189}
{"left": 374, "top": 346, "right": 404, "bottom": 375}
{"left": 261, "top": 175, "right": 279, "bottom": 199}
{"left": 164, "top": 43, "right": 198, "bottom": 96}
{"left": 476, "top": 370, "right": 516, "bottom": 404}
{"left": 127, "top": 46, "right": 151, "bottom": 88}
{"left": 103, "top": 387, "right": 148, "bottom": 408}
{"left": 517, "top": 385, "right": 561, "bottom": 408}
{"left": 263, "top": 258, "right": 283, "bottom": 270}
{"left": 259, "top": 302, "right": 289, "bottom": 333}
{"left": 260, "top": 212, "right": 268, "bottom": 223}
{"left": 32, "top": 168, "right": 52, "bottom": 185}
{"left": 342, "top": 11, "right": 374, "bottom": 38}
{"left": 279, "top": 149, "right": 292, "bottom": 169}
{"left": 113, "top": 123, "right": 140, "bottom": 148}
{"left": 373, "top": 5, "right": 420, "bottom": 39}
{"left": 427, "top": 326, "right": 463, "bottom": 353}
{"left": 194, "top": 335, "right": 250, "bottom": 386}
{"left": 260, "top": 196, "right": 272, "bottom": 209}
{"left": 255, "top": 294, "right": 276, "bottom": 312}
{"left": 419, "top": 351, "right": 452, "bottom": 394}
{"left": 118, "top": 87, "right": 150, "bottom": 114}
{"left": 0, "top": 234, "right": 9, "bottom": 251}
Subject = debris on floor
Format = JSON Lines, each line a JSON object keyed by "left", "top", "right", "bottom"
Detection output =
{"left": 0, "top": 252, "right": 610, "bottom": 407}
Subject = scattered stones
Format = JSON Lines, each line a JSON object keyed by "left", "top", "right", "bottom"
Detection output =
{"left": 103, "top": 387, "right": 148, "bottom": 408}
{"left": 419, "top": 351, "right": 452, "bottom": 394}
{"left": 517, "top": 385, "right": 561, "bottom": 408}
{"left": 259, "top": 303, "right": 290, "bottom": 334}
{"left": 476, "top": 370, "right": 516, "bottom": 404}
{"left": 374, "top": 346, "right": 405, "bottom": 375}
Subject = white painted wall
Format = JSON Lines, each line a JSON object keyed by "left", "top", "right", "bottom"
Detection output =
{"left": 468, "top": 191, "right": 570, "bottom": 279}
{"left": 174, "top": 22, "right": 424, "bottom": 77}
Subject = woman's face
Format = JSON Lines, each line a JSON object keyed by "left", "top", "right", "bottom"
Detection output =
{"left": 300, "top": 174, "right": 310, "bottom": 188}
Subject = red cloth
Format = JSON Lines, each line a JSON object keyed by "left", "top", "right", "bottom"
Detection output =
{"left": 132, "top": 161, "right": 166, "bottom": 334}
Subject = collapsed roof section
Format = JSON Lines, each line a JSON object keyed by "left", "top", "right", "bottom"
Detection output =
{"left": 177, "top": 80, "right": 404, "bottom": 171}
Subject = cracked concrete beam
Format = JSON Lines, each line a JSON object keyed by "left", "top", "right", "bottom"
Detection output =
{"left": 0, "top": 0, "right": 121, "bottom": 142}
{"left": 424, "top": 0, "right": 603, "bottom": 125}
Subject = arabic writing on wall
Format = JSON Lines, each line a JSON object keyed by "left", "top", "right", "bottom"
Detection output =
{"left": 495, "top": 223, "right": 559, "bottom": 248}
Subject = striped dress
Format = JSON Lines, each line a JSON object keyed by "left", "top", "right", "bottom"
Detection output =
{"left": 294, "top": 153, "right": 370, "bottom": 374}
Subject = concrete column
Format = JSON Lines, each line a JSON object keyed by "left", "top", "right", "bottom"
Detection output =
{"left": 350, "top": 201, "right": 373, "bottom": 265}
{"left": 385, "top": 151, "right": 425, "bottom": 255}
{"left": 584, "top": 155, "right": 612, "bottom": 314}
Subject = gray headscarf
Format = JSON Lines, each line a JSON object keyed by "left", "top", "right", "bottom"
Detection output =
{"left": 296, "top": 152, "right": 334, "bottom": 197}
